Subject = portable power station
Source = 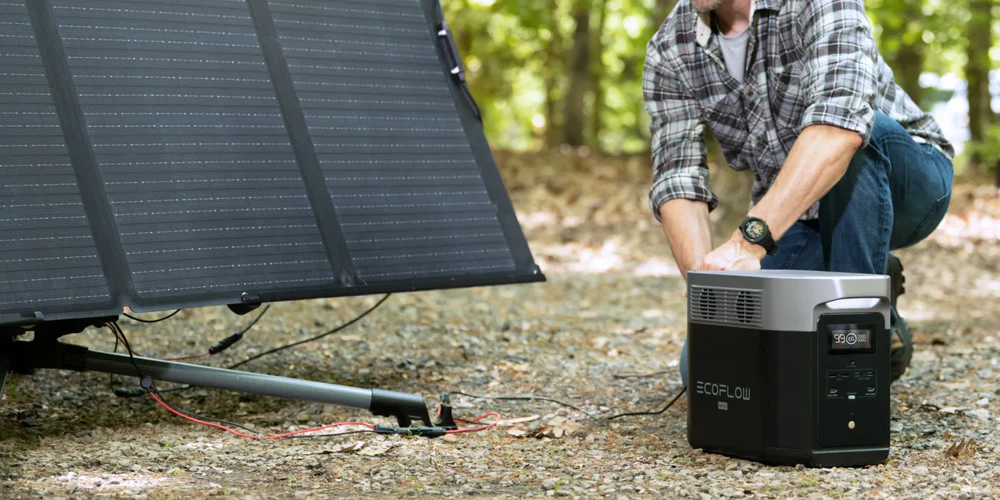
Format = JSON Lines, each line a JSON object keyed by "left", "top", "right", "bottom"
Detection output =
{"left": 686, "top": 270, "right": 891, "bottom": 467}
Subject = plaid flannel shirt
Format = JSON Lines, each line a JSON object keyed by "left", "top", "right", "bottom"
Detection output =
{"left": 643, "top": 0, "right": 954, "bottom": 221}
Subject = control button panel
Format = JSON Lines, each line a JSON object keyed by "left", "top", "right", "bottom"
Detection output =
{"left": 826, "top": 369, "right": 877, "bottom": 400}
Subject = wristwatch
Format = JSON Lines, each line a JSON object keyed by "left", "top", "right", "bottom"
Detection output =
{"left": 739, "top": 217, "right": 778, "bottom": 256}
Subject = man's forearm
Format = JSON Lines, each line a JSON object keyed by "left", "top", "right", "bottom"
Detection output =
{"left": 659, "top": 198, "right": 713, "bottom": 281}
{"left": 746, "top": 125, "right": 863, "bottom": 241}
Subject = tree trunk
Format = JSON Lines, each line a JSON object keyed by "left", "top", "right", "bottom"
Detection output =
{"left": 896, "top": 1, "right": 925, "bottom": 105}
{"left": 544, "top": 20, "right": 565, "bottom": 149}
{"left": 966, "top": 0, "right": 992, "bottom": 171}
{"left": 589, "top": 0, "right": 609, "bottom": 151}
{"left": 562, "top": 0, "right": 591, "bottom": 147}
{"left": 878, "top": 0, "right": 926, "bottom": 106}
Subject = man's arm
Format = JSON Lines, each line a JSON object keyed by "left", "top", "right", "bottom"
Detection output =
{"left": 660, "top": 199, "right": 713, "bottom": 282}
{"left": 745, "top": 125, "right": 861, "bottom": 242}
{"left": 700, "top": 0, "right": 880, "bottom": 270}
{"left": 642, "top": 37, "right": 717, "bottom": 280}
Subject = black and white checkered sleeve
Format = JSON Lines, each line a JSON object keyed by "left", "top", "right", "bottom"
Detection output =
{"left": 643, "top": 40, "right": 717, "bottom": 222}
{"left": 797, "top": 0, "right": 880, "bottom": 147}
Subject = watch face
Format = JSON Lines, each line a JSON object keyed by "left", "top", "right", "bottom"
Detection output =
{"left": 745, "top": 220, "right": 765, "bottom": 240}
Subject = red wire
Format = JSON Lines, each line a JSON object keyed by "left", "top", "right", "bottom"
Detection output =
{"left": 149, "top": 391, "right": 261, "bottom": 439}
{"left": 162, "top": 353, "right": 211, "bottom": 362}
{"left": 446, "top": 412, "right": 501, "bottom": 434}
{"left": 266, "top": 422, "right": 377, "bottom": 440}
{"left": 148, "top": 391, "right": 376, "bottom": 440}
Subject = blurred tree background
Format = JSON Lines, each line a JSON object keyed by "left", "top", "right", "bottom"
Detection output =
{"left": 441, "top": 0, "right": 1000, "bottom": 183}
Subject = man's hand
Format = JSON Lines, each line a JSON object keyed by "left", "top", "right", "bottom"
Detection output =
{"left": 698, "top": 231, "right": 767, "bottom": 272}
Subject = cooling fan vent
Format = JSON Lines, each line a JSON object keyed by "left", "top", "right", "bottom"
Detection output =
{"left": 690, "top": 286, "right": 763, "bottom": 327}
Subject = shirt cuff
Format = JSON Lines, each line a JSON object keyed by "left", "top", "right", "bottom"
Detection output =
{"left": 799, "top": 101, "right": 875, "bottom": 148}
{"left": 648, "top": 173, "right": 719, "bottom": 223}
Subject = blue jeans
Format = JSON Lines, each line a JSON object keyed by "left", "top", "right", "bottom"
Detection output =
{"left": 679, "top": 112, "right": 954, "bottom": 387}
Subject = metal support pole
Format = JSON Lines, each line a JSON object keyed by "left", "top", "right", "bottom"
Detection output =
{"left": 84, "top": 349, "right": 432, "bottom": 427}
{"left": 3, "top": 338, "right": 433, "bottom": 427}
{"left": 88, "top": 350, "right": 375, "bottom": 410}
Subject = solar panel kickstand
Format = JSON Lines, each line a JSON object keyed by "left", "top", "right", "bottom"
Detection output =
{"left": 4, "top": 336, "right": 435, "bottom": 428}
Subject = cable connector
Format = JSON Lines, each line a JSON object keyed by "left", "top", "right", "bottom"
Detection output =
{"left": 373, "top": 425, "right": 448, "bottom": 438}
{"left": 112, "top": 386, "right": 146, "bottom": 398}
{"left": 435, "top": 393, "right": 458, "bottom": 429}
{"left": 209, "top": 332, "right": 245, "bottom": 355}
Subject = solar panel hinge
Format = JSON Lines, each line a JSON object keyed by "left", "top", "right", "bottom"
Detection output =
{"left": 436, "top": 21, "right": 466, "bottom": 84}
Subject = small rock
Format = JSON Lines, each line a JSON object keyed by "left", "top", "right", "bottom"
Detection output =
{"left": 543, "top": 478, "right": 559, "bottom": 490}
{"left": 129, "top": 464, "right": 142, "bottom": 473}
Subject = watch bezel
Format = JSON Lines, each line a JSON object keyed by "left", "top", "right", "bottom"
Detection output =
{"left": 741, "top": 217, "right": 769, "bottom": 243}
{"left": 740, "top": 216, "right": 778, "bottom": 256}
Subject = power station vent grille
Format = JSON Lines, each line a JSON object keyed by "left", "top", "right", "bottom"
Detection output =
{"left": 689, "top": 286, "right": 763, "bottom": 328}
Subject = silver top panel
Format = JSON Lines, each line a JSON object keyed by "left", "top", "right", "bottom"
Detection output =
{"left": 687, "top": 270, "right": 891, "bottom": 332}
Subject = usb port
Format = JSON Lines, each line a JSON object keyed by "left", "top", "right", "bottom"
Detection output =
{"left": 866, "top": 371, "right": 874, "bottom": 377}
{"left": 854, "top": 371, "right": 862, "bottom": 377}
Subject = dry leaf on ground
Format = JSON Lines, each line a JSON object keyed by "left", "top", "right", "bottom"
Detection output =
{"left": 945, "top": 439, "right": 978, "bottom": 459}
{"left": 529, "top": 417, "right": 588, "bottom": 439}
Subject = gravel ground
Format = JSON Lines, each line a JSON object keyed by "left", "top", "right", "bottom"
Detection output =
{"left": 1, "top": 153, "right": 998, "bottom": 499}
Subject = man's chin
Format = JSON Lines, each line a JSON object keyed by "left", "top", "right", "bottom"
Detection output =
{"left": 691, "top": 0, "right": 724, "bottom": 12}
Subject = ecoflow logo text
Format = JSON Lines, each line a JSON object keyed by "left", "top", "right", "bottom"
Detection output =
{"left": 695, "top": 381, "right": 751, "bottom": 410}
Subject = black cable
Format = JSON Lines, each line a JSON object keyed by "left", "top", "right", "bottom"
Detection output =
{"left": 605, "top": 387, "right": 687, "bottom": 421}
{"left": 448, "top": 391, "right": 598, "bottom": 419}
{"left": 116, "top": 296, "right": 391, "bottom": 398}
{"left": 208, "top": 305, "right": 271, "bottom": 355}
{"left": 110, "top": 321, "right": 145, "bottom": 379}
{"left": 124, "top": 309, "right": 181, "bottom": 324}
{"left": 227, "top": 294, "right": 391, "bottom": 370}
{"left": 150, "top": 385, "right": 264, "bottom": 437}
{"left": 282, "top": 430, "right": 378, "bottom": 440}
{"left": 110, "top": 322, "right": 268, "bottom": 435}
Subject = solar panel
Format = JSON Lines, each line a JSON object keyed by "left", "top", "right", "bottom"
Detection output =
{"left": 0, "top": 0, "right": 542, "bottom": 326}
{"left": 0, "top": 1, "right": 112, "bottom": 318}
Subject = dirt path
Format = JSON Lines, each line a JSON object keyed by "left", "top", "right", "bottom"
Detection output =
{"left": 2, "top": 154, "right": 998, "bottom": 499}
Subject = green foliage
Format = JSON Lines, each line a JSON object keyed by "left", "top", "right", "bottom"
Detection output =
{"left": 442, "top": 0, "right": 999, "bottom": 169}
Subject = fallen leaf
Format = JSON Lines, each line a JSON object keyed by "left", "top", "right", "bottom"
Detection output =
{"left": 945, "top": 439, "right": 977, "bottom": 459}
{"left": 529, "top": 417, "right": 587, "bottom": 439}
{"left": 939, "top": 407, "right": 971, "bottom": 414}
{"left": 336, "top": 442, "right": 367, "bottom": 454}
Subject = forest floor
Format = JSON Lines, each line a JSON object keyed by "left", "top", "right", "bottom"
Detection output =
{"left": 1, "top": 151, "right": 999, "bottom": 499}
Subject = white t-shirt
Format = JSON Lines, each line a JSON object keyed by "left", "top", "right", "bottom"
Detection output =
{"left": 718, "top": 26, "right": 751, "bottom": 83}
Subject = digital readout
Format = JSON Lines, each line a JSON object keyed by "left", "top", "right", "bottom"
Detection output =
{"left": 831, "top": 330, "right": 872, "bottom": 350}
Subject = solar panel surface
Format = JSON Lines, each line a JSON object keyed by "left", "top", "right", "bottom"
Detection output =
{"left": 0, "top": 0, "right": 541, "bottom": 325}
{"left": 0, "top": 2, "right": 112, "bottom": 317}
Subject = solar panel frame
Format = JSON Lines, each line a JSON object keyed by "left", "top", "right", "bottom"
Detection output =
{"left": 0, "top": 0, "right": 542, "bottom": 327}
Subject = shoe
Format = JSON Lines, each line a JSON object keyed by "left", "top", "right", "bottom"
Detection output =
{"left": 887, "top": 254, "right": 912, "bottom": 381}
{"left": 887, "top": 253, "right": 905, "bottom": 310}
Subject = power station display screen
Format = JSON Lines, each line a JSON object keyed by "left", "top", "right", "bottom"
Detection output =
{"left": 827, "top": 325, "right": 876, "bottom": 354}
